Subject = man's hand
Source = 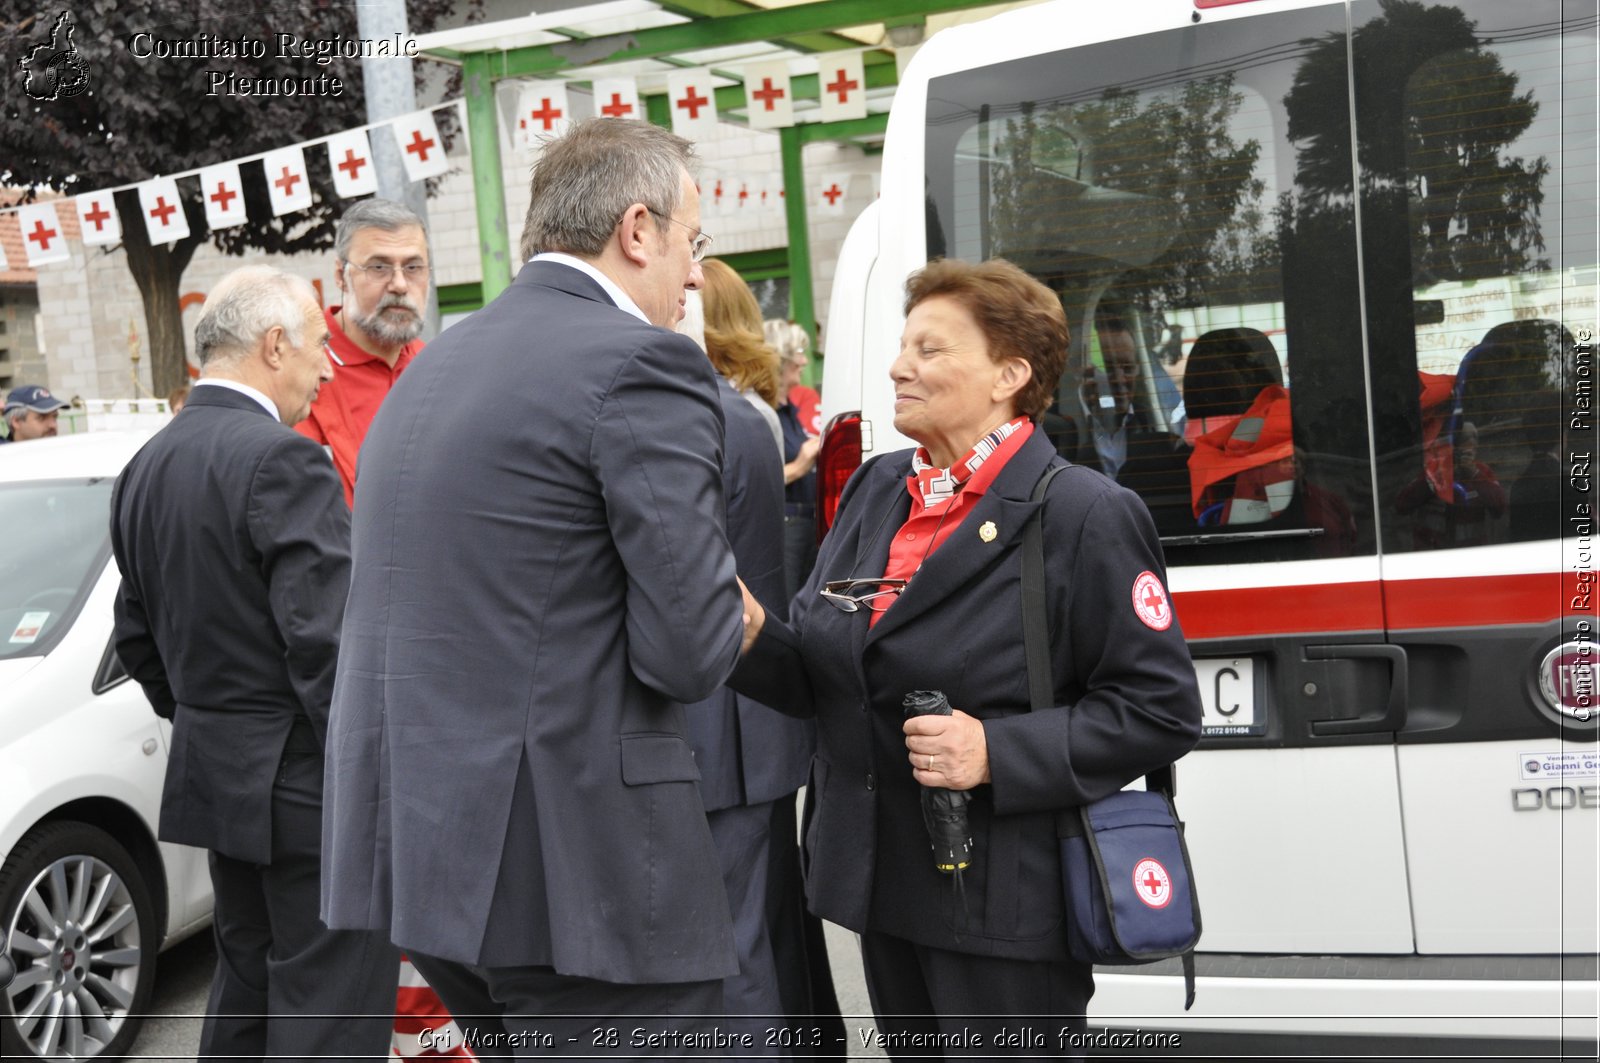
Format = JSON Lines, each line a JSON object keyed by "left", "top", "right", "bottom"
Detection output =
{"left": 736, "top": 577, "right": 766, "bottom": 654}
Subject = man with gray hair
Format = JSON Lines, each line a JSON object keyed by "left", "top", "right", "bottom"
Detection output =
{"left": 324, "top": 118, "right": 749, "bottom": 1055}
{"left": 111, "top": 265, "right": 397, "bottom": 1060}
{"left": 298, "top": 197, "right": 431, "bottom": 506}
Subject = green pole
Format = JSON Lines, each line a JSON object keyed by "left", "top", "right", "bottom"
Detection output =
{"left": 464, "top": 53, "right": 513, "bottom": 300}
{"left": 779, "top": 124, "right": 816, "bottom": 381}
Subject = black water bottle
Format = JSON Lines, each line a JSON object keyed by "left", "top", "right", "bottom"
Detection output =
{"left": 902, "top": 690, "right": 973, "bottom": 875}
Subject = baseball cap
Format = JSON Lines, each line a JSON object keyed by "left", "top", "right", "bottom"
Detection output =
{"left": 3, "top": 385, "right": 68, "bottom": 415}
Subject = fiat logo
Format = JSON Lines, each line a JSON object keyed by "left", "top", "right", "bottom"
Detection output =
{"left": 1539, "top": 642, "right": 1595, "bottom": 720}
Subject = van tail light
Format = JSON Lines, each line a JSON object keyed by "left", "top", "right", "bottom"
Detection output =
{"left": 815, "top": 411, "right": 863, "bottom": 541}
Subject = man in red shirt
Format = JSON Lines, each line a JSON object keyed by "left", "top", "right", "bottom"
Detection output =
{"left": 298, "top": 198, "right": 431, "bottom": 506}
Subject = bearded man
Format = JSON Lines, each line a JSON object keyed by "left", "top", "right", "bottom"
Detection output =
{"left": 298, "top": 198, "right": 432, "bottom": 506}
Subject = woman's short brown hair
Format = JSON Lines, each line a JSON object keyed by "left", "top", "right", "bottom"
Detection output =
{"left": 903, "top": 258, "right": 1069, "bottom": 419}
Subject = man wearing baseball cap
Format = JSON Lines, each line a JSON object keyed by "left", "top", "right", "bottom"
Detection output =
{"left": 2, "top": 385, "right": 68, "bottom": 442}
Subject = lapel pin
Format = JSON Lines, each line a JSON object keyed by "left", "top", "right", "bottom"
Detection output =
{"left": 978, "top": 520, "right": 997, "bottom": 543}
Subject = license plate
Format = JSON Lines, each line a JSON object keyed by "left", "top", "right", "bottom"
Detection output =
{"left": 1194, "top": 657, "right": 1262, "bottom": 735}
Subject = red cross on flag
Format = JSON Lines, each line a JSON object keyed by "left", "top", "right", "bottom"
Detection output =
{"left": 591, "top": 77, "right": 641, "bottom": 122}
{"left": 666, "top": 71, "right": 718, "bottom": 139}
{"left": 516, "top": 81, "right": 571, "bottom": 149}
{"left": 138, "top": 176, "right": 190, "bottom": 246}
{"left": 326, "top": 130, "right": 378, "bottom": 199}
{"left": 818, "top": 51, "right": 867, "bottom": 122}
{"left": 391, "top": 110, "right": 449, "bottom": 181}
{"left": 75, "top": 191, "right": 120, "bottom": 247}
{"left": 263, "top": 146, "right": 312, "bottom": 217}
{"left": 16, "top": 202, "right": 69, "bottom": 267}
{"left": 742, "top": 61, "right": 793, "bottom": 130}
{"left": 817, "top": 174, "right": 849, "bottom": 216}
{"left": 199, "top": 162, "right": 248, "bottom": 230}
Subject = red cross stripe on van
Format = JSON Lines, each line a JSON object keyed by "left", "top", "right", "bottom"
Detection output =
{"left": 1131, "top": 571, "right": 1172, "bottom": 631}
{"left": 1132, "top": 858, "right": 1172, "bottom": 909}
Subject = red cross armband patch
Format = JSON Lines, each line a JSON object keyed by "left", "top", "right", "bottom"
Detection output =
{"left": 1131, "top": 571, "right": 1173, "bottom": 631}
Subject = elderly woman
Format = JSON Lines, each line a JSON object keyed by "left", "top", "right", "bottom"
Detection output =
{"left": 734, "top": 258, "right": 1202, "bottom": 1057}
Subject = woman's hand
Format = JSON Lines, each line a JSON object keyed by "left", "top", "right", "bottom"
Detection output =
{"left": 737, "top": 577, "right": 766, "bottom": 654}
{"left": 783, "top": 435, "right": 821, "bottom": 485}
{"left": 904, "top": 708, "right": 990, "bottom": 791}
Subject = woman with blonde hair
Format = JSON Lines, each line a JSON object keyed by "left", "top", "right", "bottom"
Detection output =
{"left": 700, "top": 259, "right": 784, "bottom": 454}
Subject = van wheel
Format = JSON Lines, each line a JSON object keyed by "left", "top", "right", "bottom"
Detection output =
{"left": 0, "top": 822, "right": 158, "bottom": 1060}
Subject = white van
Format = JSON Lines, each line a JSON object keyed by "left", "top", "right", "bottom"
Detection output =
{"left": 817, "top": 0, "right": 1598, "bottom": 1054}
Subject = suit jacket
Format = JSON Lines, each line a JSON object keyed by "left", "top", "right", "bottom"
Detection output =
{"left": 732, "top": 427, "right": 1203, "bottom": 960}
{"left": 321, "top": 260, "right": 746, "bottom": 983}
{"left": 1078, "top": 408, "right": 1194, "bottom": 536}
{"left": 111, "top": 386, "right": 351, "bottom": 864}
{"left": 684, "top": 377, "right": 814, "bottom": 812}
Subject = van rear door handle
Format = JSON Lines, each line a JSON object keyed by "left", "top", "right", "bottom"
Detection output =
{"left": 1306, "top": 644, "right": 1408, "bottom": 736}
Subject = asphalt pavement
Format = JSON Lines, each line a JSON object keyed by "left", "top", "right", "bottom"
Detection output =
{"left": 128, "top": 920, "right": 886, "bottom": 1060}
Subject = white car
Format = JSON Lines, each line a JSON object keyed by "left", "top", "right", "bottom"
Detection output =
{"left": 0, "top": 430, "right": 212, "bottom": 1060}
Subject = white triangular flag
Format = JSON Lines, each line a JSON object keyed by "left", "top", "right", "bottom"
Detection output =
{"left": 818, "top": 52, "right": 868, "bottom": 122}
{"left": 516, "top": 81, "right": 571, "bottom": 147}
{"left": 76, "top": 190, "right": 121, "bottom": 246}
{"left": 17, "top": 202, "right": 69, "bottom": 266}
{"left": 199, "top": 162, "right": 248, "bottom": 229}
{"left": 263, "top": 146, "right": 312, "bottom": 217}
{"left": 391, "top": 111, "right": 449, "bottom": 181}
{"left": 138, "top": 177, "right": 190, "bottom": 246}
{"left": 326, "top": 130, "right": 379, "bottom": 199}
{"left": 743, "top": 61, "right": 793, "bottom": 130}
{"left": 667, "top": 71, "right": 718, "bottom": 139}
{"left": 817, "top": 174, "right": 849, "bottom": 216}
{"left": 591, "top": 77, "right": 642, "bottom": 121}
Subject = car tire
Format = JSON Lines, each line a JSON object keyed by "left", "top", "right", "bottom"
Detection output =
{"left": 0, "top": 822, "right": 159, "bottom": 1061}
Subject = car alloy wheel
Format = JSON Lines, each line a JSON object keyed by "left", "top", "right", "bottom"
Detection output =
{"left": 0, "top": 822, "right": 157, "bottom": 1060}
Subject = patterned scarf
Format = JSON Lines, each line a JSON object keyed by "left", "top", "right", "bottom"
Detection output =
{"left": 908, "top": 416, "right": 1029, "bottom": 509}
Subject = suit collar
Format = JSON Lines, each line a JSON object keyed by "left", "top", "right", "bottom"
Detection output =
{"left": 864, "top": 428, "right": 1058, "bottom": 644}
{"left": 189, "top": 380, "right": 278, "bottom": 420}
{"left": 516, "top": 256, "right": 649, "bottom": 321}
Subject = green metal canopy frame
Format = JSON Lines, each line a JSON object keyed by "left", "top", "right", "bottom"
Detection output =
{"left": 435, "top": 0, "right": 990, "bottom": 349}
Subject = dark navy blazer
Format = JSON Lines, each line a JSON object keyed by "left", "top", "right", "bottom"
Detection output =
{"left": 732, "top": 427, "right": 1203, "bottom": 960}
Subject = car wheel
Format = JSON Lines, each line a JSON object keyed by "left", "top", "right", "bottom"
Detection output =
{"left": 0, "top": 822, "right": 158, "bottom": 1060}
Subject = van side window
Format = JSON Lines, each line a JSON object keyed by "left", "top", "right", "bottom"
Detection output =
{"left": 925, "top": 5, "right": 1375, "bottom": 566}
{"left": 1355, "top": 0, "right": 1594, "bottom": 552}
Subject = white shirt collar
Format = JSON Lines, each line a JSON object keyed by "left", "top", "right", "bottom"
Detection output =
{"left": 193, "top": 378, "right": 280, "bottom": 422}
{"left": 530, "top": 252, "right": 649, "bottom": 324}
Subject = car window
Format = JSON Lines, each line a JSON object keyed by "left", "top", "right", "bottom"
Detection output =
{"left": 0, "top": 479, "right": 114, "bottom": 660}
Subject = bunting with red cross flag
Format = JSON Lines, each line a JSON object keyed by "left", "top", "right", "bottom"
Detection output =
{"left": 516, "top": 81, "right": 571, "bottom": 147}
{"left": 199, "top": 162, "right": 248, "bottom": 229}
{"left": 138, "top": 176, "right": 190, "bottom": 246}
{"left": 326, "top": 130, "right": 379, "bottom": 199}
{"left": 263, "top": 146, "right": 312, "bottom": 217}
{"left": 742, "top": 61, "right": 793, "bottom": 129}
{"left": 591, "top": 77, "right": 642, "bottom": 122}
{"left": 667, "top": 70, "right": 718, "bottom": 139}
{"left": 818, "top": 52, "right": 867, "bottom": 122}
{"left": 17, "top": 201, "right": 69, "bottom": 266}
{"left": 75, "top": 190, "right": 120, "bottom": 247}
{"left": 392, "top": 110, "right": 450, "bottom": 181}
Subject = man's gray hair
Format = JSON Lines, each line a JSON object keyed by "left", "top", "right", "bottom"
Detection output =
{"left": 520, "top": 118, "right": 695, "bottom": 261}
{"left": 334, "top": 198, "right": 429, "bottom": 261}
{"left": 194, "top": 266, "right": 318, "bottom": 367}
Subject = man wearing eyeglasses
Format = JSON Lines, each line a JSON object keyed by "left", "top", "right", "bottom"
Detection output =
{"left": 323, "top": 118, "right": 750, "bottom": 1056}
{"left": 297, "top": 198, "right": 432, "bottom": 507}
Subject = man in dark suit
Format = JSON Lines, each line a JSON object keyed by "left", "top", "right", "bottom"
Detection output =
{"left": 111, "top": 266, "right": 398, "bottom": 1061}
{"left": 321, "top": 119, "right": 749, "bottom": 1056}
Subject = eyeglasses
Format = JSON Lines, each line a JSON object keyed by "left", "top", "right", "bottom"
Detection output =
{"left": 346, "top": 261, "right": 430, "bottom": 282}
{"left": 324, "top": 341, "right": 345, "bottom": 368}
{"left": 819, "top": 577, "right": 909, "bottom": 614}
{"left": 649, "top": 210, "right": 713, "bottom": 262}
